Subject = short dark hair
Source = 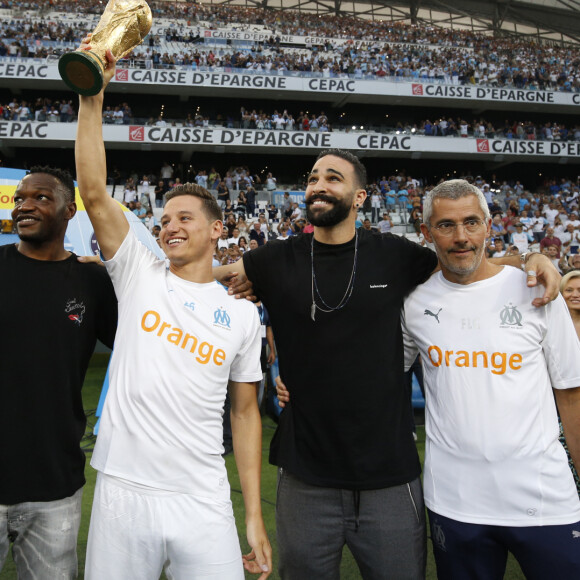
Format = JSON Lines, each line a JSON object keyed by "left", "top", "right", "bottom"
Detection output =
{"left": 165, "top": 183, "right": 222, "bottom": 223}
{"left": 315, "top": 149, "right": 367, "bottom": 189}
{"left": 27, "top": 165, "right": 75, "bottom": 203}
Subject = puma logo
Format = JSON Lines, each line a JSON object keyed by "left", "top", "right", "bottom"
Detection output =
{"left": 424, "top": 308, "right": 442, "bottom": 323}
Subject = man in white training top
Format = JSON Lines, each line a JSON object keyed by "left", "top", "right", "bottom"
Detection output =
{"left": 75, "top": 46, "right": 271, "bottom": 580}
{"left": 403, "top": 179, "right": 580, "bottom": 578}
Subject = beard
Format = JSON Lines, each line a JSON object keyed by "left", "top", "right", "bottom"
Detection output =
{"left": 306, "top": 194, "right": 353, "bottom": 227}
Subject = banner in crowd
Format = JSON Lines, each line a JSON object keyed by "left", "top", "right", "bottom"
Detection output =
{"left": 0, "top": 168, "right": 164, "bottom": 257}
{"left": 1, "top": 63, "right": 579, "bottom": 108}
{"left": 1, "top": 122, "right": 578, "bottom": 161}
{"left": 198, "top": 28, "right": 380, "bottom": 48}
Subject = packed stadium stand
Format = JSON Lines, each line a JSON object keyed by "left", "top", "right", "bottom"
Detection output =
{"left": 0, "top": 0, "right": 579, "bottom": 235}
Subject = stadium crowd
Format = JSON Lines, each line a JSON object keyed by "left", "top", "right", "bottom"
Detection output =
{"left": 1, "top": 1, "right": 579, "bottom": 91}
{"left": 2, "top": 96, "right": 580, "bottom": 143}
{"left": 103, "top": 160, "right": 580, "bottom": 276}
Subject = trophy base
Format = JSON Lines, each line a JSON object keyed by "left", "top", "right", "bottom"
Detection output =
{"left": 58, "top": 51, "right": 105, "bottom": 96}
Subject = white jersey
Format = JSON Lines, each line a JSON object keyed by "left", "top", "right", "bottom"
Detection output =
{"left": 402, "top": 267, "right": 580, "bottom": 526}
{"left": 92, "top": 231, "right": 262, "bottom": 499}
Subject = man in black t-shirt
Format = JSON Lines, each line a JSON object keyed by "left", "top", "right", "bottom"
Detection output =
{"left": 216, "top": 180, "right": 230, "bottom": 208}
{"left": 0, "top": 167, "right": 117, "bottom": 579}
{"left": 245, "top": 184, "right": 257, "bottom": 217}
{"left": 153, "top": 179, "right": 166, "bottom": 208}
{"left": 219, "top": 149, "right": 435, "bottom": 579}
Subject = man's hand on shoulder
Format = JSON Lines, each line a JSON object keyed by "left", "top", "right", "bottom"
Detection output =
{"left": 226, "top": 271, "right": 256, "bottom": 301}
{"left": 77, "top": 254, "right": 104, "bottom": 266}
{"left": 213, "top": 260, "right": 256, "bottom": 301}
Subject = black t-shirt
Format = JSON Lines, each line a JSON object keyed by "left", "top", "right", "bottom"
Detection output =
{"left": 154, "top": 184, "right": 165, "bottom": 201}
{"left": 245, "top": 188, "right": 256, "bottom": 204}
{"left": 217, "top": 185, "right": 229, "bottom": 202}
{"left": 243, "top": 229, "right": 437, "bottom": 490}
{"left": 0, "top": 245, "right": 118, "bottom": 504}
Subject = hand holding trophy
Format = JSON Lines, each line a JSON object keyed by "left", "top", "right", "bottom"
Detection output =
{"left": 59, "top": 0, "right": 152, "bottom": 96}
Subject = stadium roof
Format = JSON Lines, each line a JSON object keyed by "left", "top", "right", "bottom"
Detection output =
{"left": 213, "top": 0, "right": 580, "bottom": 44}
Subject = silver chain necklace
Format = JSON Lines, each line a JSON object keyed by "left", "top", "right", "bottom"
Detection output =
{"left": 310, "top": 230, "right": 359, "bottom": 321}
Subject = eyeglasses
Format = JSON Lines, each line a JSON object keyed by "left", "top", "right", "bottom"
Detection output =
{"left": 430, "top": 219, "right": 486, "bottom": 236}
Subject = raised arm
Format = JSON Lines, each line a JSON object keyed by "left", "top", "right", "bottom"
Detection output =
{"left": 75, "top": 46, "right": 128, "bottom": 260}
{"left": 229, "top": 380, "right": 272, "bottom": 578}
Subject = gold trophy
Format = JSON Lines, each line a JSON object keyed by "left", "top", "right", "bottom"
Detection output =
{"left": 58, "top": 0, "right": 152, "bottom": 96}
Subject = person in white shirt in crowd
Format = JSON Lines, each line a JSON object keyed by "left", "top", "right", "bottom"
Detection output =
{"left": 144, "top": 210, "right": 158, "bottom": 232}
{"left": 160, "top": 161, "right": 173, "bottom": 189}
{"left": 377, "top": 212, "right": 393, "bottom": 234}
{"left": 566, "top": 190, "right": 579, "bottom": 208}
{"left": 531, "top": 209, "right": 548, "bottom": 242}
{"left": 510, "top": 222, "right": 530, "bottom": 253}
{"left": 487, "top": 238, "right": 506, "bottom": 258}
{"left": 123, "top": 178, "right": 137, "bottom": 206}
{"left": 196, "top": 170, "right": 209, "bottom": 189}
{"left": 568, "top": 212, "right": 580, "bottom": 230}
{"left": 560, "top": 224, "right": 580, "bottom": 255}
{"left": 519, "top": 209, "right": 534, "bottom": 232}
{"left": 265, "top": 172, "right": 277, "bottom": 197}
{"left": 481, "top": 183, "right": 492, "bottom": 206}
{"left": 217, "top": 227, "right": 230, "bottom": 251}
{"left": 544, "top": 202, "right": 559, "bottom": 227}
{"left": 139, "top": 175, "right": 151, "bottom": 209}
{"left": 228, "top": 227, "right": 241, "bottom": 247}
{"left": 112, "top": 106, "right": 123, "bottom": 125}
{"left": 290, "top": 203, "right": 302, "bottom": 222}
{"left": 76, "top": 44, "right": 271, "bottom": 580}
{"left": 370, "top": 188, "right": 382, "bottom": 223}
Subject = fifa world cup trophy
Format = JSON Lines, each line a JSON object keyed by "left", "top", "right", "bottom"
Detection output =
{"left": 58, "top": 0, "right": 152, "bottom": 96}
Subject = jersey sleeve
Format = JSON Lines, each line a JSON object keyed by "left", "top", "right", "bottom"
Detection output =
{"left": 229, "top": 305, "right": 263, "bottom": 383}
{"left": 104, "top": 229, "right": 161, "bottom": 300}
{"left": 542, "top": 294, "right": 580, "bottom": 390}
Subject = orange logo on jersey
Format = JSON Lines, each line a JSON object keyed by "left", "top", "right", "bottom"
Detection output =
{"left": 141, "top": 310, "right": 226, "bottom": 366}
{"left": 426, "top": 345, "right": 522, "bottom": 375}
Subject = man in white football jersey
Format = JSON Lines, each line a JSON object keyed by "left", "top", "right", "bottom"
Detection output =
{"left": 76, "top": 46, "right": 271, "bottom": 579}
{"left": 403, "top": 180, "right": 580, "bottom": 578}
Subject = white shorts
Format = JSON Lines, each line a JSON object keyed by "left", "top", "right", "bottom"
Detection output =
{"left": 85, "top": 472, "right": 243, "bottom": 580}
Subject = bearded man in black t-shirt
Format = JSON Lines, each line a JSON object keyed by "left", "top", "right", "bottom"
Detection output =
{"left": 217, "top": 149, "right": 435, "bottom": 578}
{"left": 217, "top": 149, "right": 559, "bottom": 580}
{"left": 0, "top": 167, "right": 117, "bottom": 579}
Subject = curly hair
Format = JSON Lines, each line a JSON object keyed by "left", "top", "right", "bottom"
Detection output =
{"left": 27, "top": 165, "right": 75, "bottom": 203}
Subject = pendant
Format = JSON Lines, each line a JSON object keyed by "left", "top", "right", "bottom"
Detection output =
{"left": 311, "top": 302, "right": 316, "bottom": 321}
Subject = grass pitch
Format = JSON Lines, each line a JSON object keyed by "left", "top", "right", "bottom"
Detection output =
{"left": 0, "top": 354, "right": 524, "bottom": 579}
